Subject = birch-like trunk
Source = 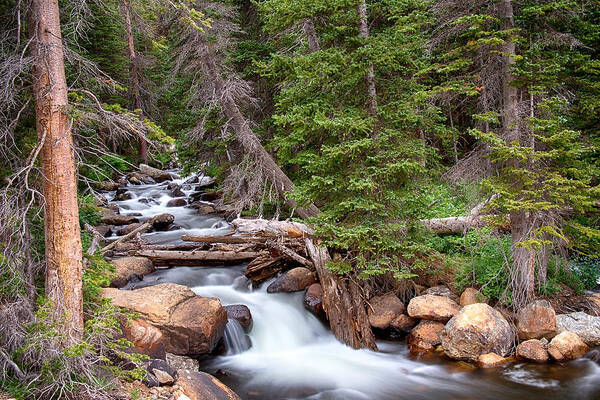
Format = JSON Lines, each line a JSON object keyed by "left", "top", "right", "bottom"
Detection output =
{"left": 30, "top": 0, "right": 84, "bottom": 338}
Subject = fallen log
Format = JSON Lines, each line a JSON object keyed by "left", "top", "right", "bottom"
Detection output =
{"left": 419, "top": 215, "right": 487, "bottom": 235}
{"left": 134, "top": 249, "right": 260, "bottom": 266}
{"left": 181, "top": 234, "right": 269, "bottom": 244}
{"left": 100, "top": 222, "right": 151, "bottom": 254}
{"left": 271, "top": 243, "right": 313, "bottom": 269}
{"left": 245, "top": 253, "right": 285, "bottom": 283}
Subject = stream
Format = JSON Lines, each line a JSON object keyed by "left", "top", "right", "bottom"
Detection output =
{"left": 106, "top": 175, "right": 600, "bottom": 400}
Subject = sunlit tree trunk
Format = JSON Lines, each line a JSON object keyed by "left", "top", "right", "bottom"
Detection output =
{"left": 501, "top": 0, "right": 535, "bottom": 305}
{"left": 357, "top": 0, "right": 377, "bottom": 117}
{"left": 122, "top": 0, "right": 148, "bottom": 163}
{"left": 30, "top": 0, "right": 84, "bottom": 339}
{"left": 302, "top": 19, "right": 320, "bottom": 53}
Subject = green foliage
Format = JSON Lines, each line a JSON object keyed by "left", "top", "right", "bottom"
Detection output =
{"left": 79, "top": 195, "right": 103, "bottom": 228}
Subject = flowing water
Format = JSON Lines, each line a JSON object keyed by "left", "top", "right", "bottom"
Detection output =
{"left": 107, "top": 175, "right": 600, "bottom": 400}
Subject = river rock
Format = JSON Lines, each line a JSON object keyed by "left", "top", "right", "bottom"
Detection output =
{"left": 113, "top": 188, "right": 133, "bottom": 201}
{"left": 459, "top": 288, "right": 486, "bottom": 307}
{"left": 101, "top": 283, "right": 227, "bottom": 355}
{"left": 407, "top": 320, "right": 445, "bottom": 353}
{"left": 516, "top": 339, "right": 549, "bottom": 363}
{"left": 441, "top": 303, "right": 513, "bottom": 361}
{"left": 516, "top": 300, "right": 557, "bottom": 340}
{"left": 390, "top": 314, "right": 417, "bottom": 333}
{"left": 224, "top": 305, "right": 252, "bottom": 333}
{"left": 189, "top": 202, "right": 216, "bottom": 215}
{"left": 116, "top": 222, "right": 143, "bottom": 236}
{"left": 201, "top": 191, "right": 222, "bottom": 202}
{"left": 123, "top": 318, "right": 166, "bottom": 360}
{"left": 407, "top": 295, "right": 460, "bottom": 322}
{"left": 128, "top": 172, "right": 154, "bottom": 185}
{"left": 94, "top": 224, "right": 113, "bottom": 237}
{"left": 167, "top": 353, "right": 199, "bottom": 371}
{"left": 423, "top": 286, "right": 457, "bottom": 300}
{"left": 267, "top": 267, "right": 316, "bottom": 293}
{"left": 304, "top": 283, "right": 324, "bottom": 320}
{"left": 367, "top": 293, "right": 406, "bottom": 330}
{"left": 152, "top": 213, "right": 175, "bottom": 231}
{"left": 140, "top": 164, "right": 172, "bottom": 183}
{"left": 171, "top": 188, "right": 186, "bottom": 197}
{"left": 147, "top": 359, "right": 177, "bottom": 386}
{"left": 97, "top": 181, "right": 120, "bottom": 191}
{"left": 556, "top": 312, "right": 600, "bottom": 346}
{"left": 100, "top": 211, "right": 139, "bottom": 226}
{"left": 167, "top": 198, "right": 188, "bottom": 207}
{"left": 175, "top": 370, "right": 241, "bottom": 400}
{"left": 548, "top": 331, "right": 589, "bottom": 361}
{"left": 111, "top": 256, "right": 155, "bottom": 288}
{"left": 477, "top": 353, "right": 509, "bottom": 368}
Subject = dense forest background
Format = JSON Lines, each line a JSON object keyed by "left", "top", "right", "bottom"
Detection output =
{"left": 0, "top": 0, "right": 599, "bottom": 398}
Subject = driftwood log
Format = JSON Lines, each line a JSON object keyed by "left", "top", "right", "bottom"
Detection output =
{"left": 134, "top": 249, "right": 261, "bottom": 266}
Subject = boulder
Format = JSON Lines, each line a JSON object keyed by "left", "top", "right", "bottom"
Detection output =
{"left": 111, "top": 256, "right": 155, "bottom": 288}
{"left": 516, "top": 339, "right": 549, "bottom": 363}
{"left": 113, "top": 188, "right": 133, "bottom": 201}
{"left": 459, "top": 288, "right": 486, "bottom": 307}
{"left": 100, "top": 211, "right": 139, "bottom": 226}
{"left": 140, "top": 164, "right": 172, "bottom": 183}
{"left": 556, "top": 312, "right": 600, "bottom": 346}
{"left": 477, "top": 353, "right": 509, "bottom": 368}
{"left": 407, "top": 320, "right": 445, "bottom": 353}
{"left": 123, "top": 318, "right": 166, "bottom": 360}
{"left": 189, "top": 202, "right": 216, "bottom": 215}
{"left": 107, "top": 204, "right": 120, "bottom": 213}
{"left": 167, "top": 198, "right": 188, "bottom": 208}
{"left": 224, "top": 305, "right": 252, "bottom": 333}
{"left": 441, "top": 303, "right": 513, "bottom": 361}
{"left": 367, "top": 293, "right": 406, "bottom": 330}
{"left": 267, "top": 267, "right": 316, "bottom": 293}
{"left": 516, "top": 300, "right": 557, "bottom": 340}
{"left": 152, "top": 213, "right": 175, "bottom": 231}
{"left": 304, "top": 283, "right": 324, "bottom": 320}
{"left": 201, "top": 191, "right": 222, "bottom": 202}
{"left": 101, "top": 283, "right": 227, "bottom": 355}
{"left": 175, "top": 370, "right": 241, "bottom": 400}
{"left": 128, "top": 172, "right": 154, "bottom": 184}
{"left": 97, "top": 181, "right": 120, "bottom": 191}
{"left": 116, "top": 222, "right": 143, "bottom": 236}
{"left": 588, "top": 293, "right": 600, "bottom": 316}
{"left": 390, "top": 314, "right": 417, "bottom": 333}
{"left": 548, "top": 331, "right": 589, "bottom": 362}
{"left": 407, "top": 295, "right": 460, "bottom": 322}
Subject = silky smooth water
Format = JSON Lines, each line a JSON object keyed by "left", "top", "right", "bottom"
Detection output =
{"left": 110, "top": 176, "right": 600, "bottom": 400}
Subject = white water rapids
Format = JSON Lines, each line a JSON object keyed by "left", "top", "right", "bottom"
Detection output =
{"left": 107, "top": 174, "right": 600, "bottom": 400}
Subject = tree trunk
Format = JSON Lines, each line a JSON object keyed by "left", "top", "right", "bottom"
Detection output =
{"left": 501, "top": 0, "right": 535, "bottom": 305}
{"left": 122, "top": 0, "right": 148, "bottom": 163}
{"left": 357, "top": 0, "right": 377, "bottom": 117}
{"left": 30, "top": 0, "right": 84, "bottom": 338}
{"left": 302, "top": 19, "right": 320, "bottom": 53}
{"left": 198, "top": 38, "right": 320, "bottom": 220}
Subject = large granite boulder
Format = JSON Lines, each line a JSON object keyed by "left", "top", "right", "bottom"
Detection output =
{"left": 548, "top": 331, "right": 589, "bottom": 362}
{"left": 267, "top": 267, "right": 316, "bottom": 293}
{"left": 556, "top": 312, "right": 600, "bottom": 346}
{"left": 139, "top": 164, "right": 172, "bottom": 183}
{"left": 101, "top": 283, "right": 227, "bottom": 355}
{"left": 111, "top": 256, "right": 155, "bottom": 288}
{"left": 175, "top": 370, "right": 241, "bottom": 400}
{"left": 367, "top": 293, "right": 405, "bottom": 330}
{"left": 441, "top": 303, "right": 513, "bottom": 361}
{"left": 459, "top": 288, "right": 486, "bottom": 307}
{"left": 516, "top": 300, "right": 557, "bottom": 340}
{"left": 122, "top": 318, "right": 166, "bottom": 360}
{"left": 407, "top": 295, "right": 460, "bottom": 322}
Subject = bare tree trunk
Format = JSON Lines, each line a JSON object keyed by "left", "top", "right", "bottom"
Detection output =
{"left": 501, "top": 0, "right": 535, "bottom": 305}
{"left": 30, "top": 0, "right": 84, "bottom": 338}
{"left": 357, "top": 0, "right": 377, "bottom": 117}
{"left": 302, "top": 19, "right": 320, "bottom": 53}
{"left": 122, "top": 0, "right": 148, "bottom": 163}
{"left": 199, "top": 39, "right": 320, "bottom": 220}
